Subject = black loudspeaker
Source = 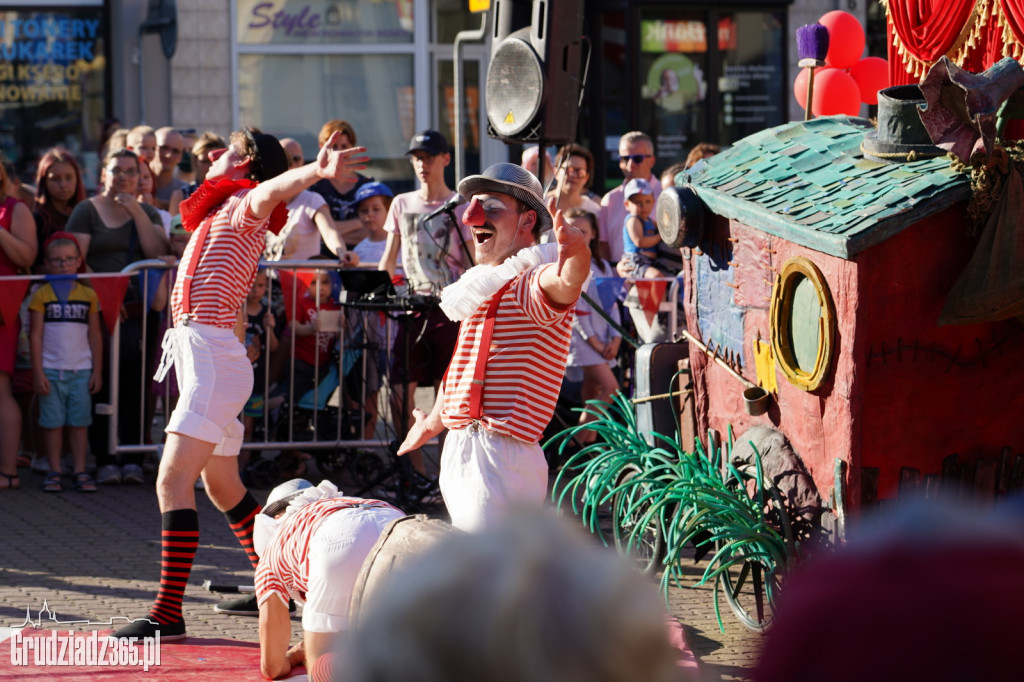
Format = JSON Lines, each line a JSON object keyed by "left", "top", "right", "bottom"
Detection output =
{"left": 485, "top": 0, "right": 585, "bottom": 144}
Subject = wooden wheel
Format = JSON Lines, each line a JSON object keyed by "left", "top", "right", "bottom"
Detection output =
{"left": 612, "top": 466, "right": 665, "bottom": 574}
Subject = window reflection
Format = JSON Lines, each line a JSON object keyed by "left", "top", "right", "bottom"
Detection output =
{"left": 238, "top": 53, "right": 414, "bottom": 185}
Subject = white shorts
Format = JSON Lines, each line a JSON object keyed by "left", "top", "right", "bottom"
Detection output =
{"left": 439, "top": 426, "right": 548, "bottom": 532}
{"left": 158, "top": 323, "right": 253, "bottom": 456}
{"left": 302, "top": 505, "right": 406, "bottom": 633}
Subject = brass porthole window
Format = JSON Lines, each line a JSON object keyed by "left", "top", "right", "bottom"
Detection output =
{"left": 769, "top": 257, "right": 836, "bottom": 391}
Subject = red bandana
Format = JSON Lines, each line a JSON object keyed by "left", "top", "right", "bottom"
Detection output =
{"left": 180, "top": 177, "right": 289, "bottom": 236}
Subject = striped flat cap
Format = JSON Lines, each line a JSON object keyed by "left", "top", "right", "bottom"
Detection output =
{"left": 457, "top": 162, "right": 552, "bottom": 233}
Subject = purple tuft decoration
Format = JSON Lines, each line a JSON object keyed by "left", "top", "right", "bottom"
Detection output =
{"left": 796, "top": 23, "right": 829, "bottom": 62}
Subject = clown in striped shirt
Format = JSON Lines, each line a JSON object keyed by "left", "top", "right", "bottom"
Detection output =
{"left": 252, "top": 479, "right": 405, "bottom": 680}
{"left": 114, "top": 130, "right": 369, "bottom": 643}
{"left": 398, "top": 163, "right": 591, "bottom": 531}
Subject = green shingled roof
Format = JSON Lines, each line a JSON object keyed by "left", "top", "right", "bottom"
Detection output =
{"left": 682, "top": 116, "right": 970, "bottom": 259}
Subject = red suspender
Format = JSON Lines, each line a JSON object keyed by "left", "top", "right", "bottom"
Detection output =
{"left": 468, "top": 279, "right": 514, "bottom": 420}
{"left": 178, "top": 217, "right": 213, "bottom": 317}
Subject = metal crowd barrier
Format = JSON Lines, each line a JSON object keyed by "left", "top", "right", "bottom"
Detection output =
{"left": 107, "top": 259, "right": 412, "bottom": 459}
{"left": 3, "top": 263, "right": 682, "bottom": 460}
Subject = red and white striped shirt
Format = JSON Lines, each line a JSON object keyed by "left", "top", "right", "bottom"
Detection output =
{"left": 254, "top": 497, "right": 401, "bottom": 607}
{"left": 442, "top": 264, "right": 574, "bottom": 443}
{"left": 171, "top": 189, "right": 269, "bottom": 328}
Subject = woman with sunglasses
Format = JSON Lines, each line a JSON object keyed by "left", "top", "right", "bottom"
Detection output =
{"left": 68, "top": 148, "right": 169, "bottom": 272}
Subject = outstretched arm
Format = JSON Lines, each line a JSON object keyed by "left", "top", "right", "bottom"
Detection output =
{"left": 248, "top": 131, "right": 368, "bottom": 221}
{"left": 397, "top": 383, "right": 446, "bottom": 455}
{"left": 538, "top": 198, "right": 590, "bottom": 308}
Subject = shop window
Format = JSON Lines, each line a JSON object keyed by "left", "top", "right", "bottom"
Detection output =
{"left": 631, "top": 6, "right": 788, "bottom": 171}
{"left": 238, "top": 53, "right": 414, "bottom": 184}
{"left": 637, "top": 9, "right": 710, "bottom": 170}
{"left": 717, "top": 11, "right": 787, "bottom": 144}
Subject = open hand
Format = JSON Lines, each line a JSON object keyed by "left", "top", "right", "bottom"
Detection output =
{"left": 397, "top": 408, "right": 443, "bottom": 456}
{"left": 317, "top": 131, "right": 369, "bottom": 184}
{"left": 286, "top": 640, "right": 305, "bottom": 667}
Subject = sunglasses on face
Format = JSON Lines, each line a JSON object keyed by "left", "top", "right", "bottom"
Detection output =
{"left": 108, "top": 167, "right": 138, "bottom": 177}
{"left": 617, "top": 153, "right": 652, "bottom": 164}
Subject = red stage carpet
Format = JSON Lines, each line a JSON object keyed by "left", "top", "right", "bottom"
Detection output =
{"left": 1, "top": 628, "right": 307, "bottom": 680}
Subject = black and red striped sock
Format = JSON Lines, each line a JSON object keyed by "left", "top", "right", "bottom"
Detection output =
{"left": 310, "top": 651, "right": 336, "bottom": 682}
{"left": 224, "top": 492, "right": 261, "bottom": 570}
{"left": 149, "top": 509, "right": 199, "bottom": 625}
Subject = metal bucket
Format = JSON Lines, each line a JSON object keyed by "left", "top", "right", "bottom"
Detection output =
{"left": 743, "top": 386, "right": 770, "bottom": 416}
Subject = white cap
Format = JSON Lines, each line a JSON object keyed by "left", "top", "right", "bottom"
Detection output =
{"left": 262, "top": 478, "right": 314, "bottom": 517}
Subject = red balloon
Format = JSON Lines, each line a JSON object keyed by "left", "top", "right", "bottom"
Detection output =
{"left": 819, "top": 10, "right": 865, "bottom": 69}
{"left": 793, "top": 66, "right": 834, "bottom": 109}
{"left": 849, "top": 56, "right": 890, "bottom": 105}
{"left": 812, "top": 68, "right": 861, "bottom": 117}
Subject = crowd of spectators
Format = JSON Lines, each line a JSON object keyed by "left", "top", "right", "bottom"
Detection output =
{"left": 0, "top": 118, "right": 701, "bottom": 493}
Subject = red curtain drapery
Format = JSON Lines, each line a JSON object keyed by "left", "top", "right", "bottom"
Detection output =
{"left": 885, "top": 0, "right": 1024, "bottom": 83}
{"left": 994, "top": 0, "right": 1024, "bottom": 59}
{"left": 884, "top": 0, "right": 983, "bottom": 83}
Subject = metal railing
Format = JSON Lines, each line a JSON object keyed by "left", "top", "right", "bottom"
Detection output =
{"left": 3, "top": 264, "right": 683, "bottom": 459}
{"left": 108, "top": 259, "right": 413, "bottom": 458}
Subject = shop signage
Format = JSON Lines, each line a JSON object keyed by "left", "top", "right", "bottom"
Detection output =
{"left": 640, "top": 18, "right": 736, "bottom": 53}
{"left": 0, "top": 14, "right": 101, "bottom": 103}
{"left": 237, "top": 0, "right": 413, "bottom": 44}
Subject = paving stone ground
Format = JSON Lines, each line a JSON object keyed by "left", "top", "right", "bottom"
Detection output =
{"left": 1, "top": 463, "right": 762, "bottom": 681}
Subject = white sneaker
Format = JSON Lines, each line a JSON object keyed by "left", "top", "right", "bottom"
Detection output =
{"left": 30, "top": 456, "right": 50, "bottom": 474}
{"left": 96, "top": 464, "right": 122, "bottom": 485}
{"left": 121, "top": 463, "right": 145, "bottom": 485}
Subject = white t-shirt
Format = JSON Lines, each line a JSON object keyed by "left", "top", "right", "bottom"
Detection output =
{"left": 266, "top": 190, "right": 329, "bottom": 261}
{"left": 353, "top": 237, "right": 395, "bottom": 270}
{"left": 383, "top": 191, "right": 470, "bottom": 295}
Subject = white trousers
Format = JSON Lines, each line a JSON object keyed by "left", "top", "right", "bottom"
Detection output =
{"left": 158, "top": 323, "right": 253, "bottom": 456}
{"left": 302, "top": 505, "right": 405, "bottom": 633}
{"left": 439, "top": 426, "right": 548, "bottom": 531}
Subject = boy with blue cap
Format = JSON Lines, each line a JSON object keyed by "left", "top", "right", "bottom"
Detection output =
{"left": 617, "top": 177, "right": 665, "bottom": 279}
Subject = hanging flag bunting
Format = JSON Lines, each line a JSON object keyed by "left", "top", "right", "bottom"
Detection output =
{"left": 0, "top": 277, "right": 31, "bottom": 328}
{"left": 633, "top": 280, "right": 668, "bottom": 318}
{"left": 89, "top": 275, "right": 131, "bottom": 334}
{"left": 594, "top": 276, "right": 628, "bottom": 313}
